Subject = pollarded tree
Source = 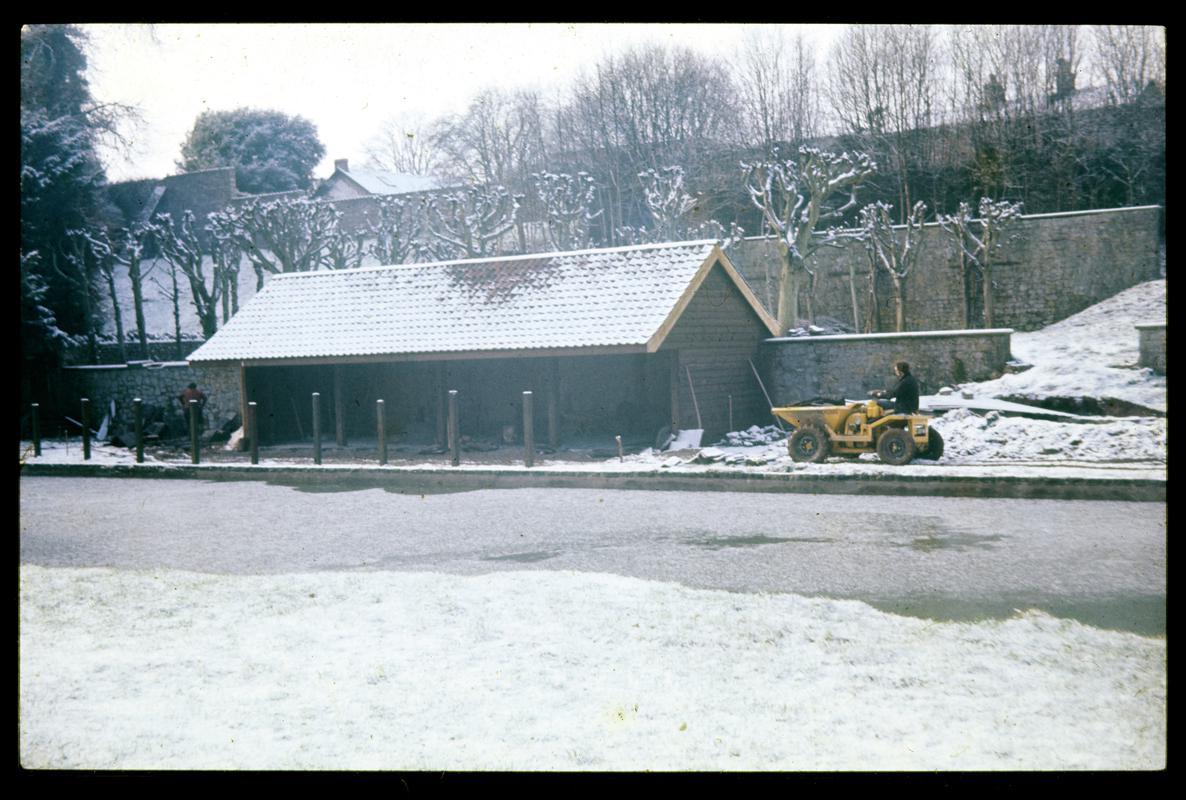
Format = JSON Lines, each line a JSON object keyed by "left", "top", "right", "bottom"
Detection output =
{"left": 367, "top": 194, "right": 431, "bottom": 265}
{"left": 937, "top": 198, "right": 1023, "bottom": 328}
{"left": 424, "top": 184, "right": 522, "bottom": 259}
{"left": 208, "top": 196, "right": 342, "bottom": 289}
{"left": 178, "top": 108, "right": 326, "bottom": 194}
{"left": 154, "top": 211, "right": 224, "bottom": 339}
{"left": 859, "top": 201, "right": 928, "bottom": 333}
{"left": 533, "top": 172, "right": 603, "bottom": 252}
{"left": 742, "top": 146, "right": 877, "bottom": 331}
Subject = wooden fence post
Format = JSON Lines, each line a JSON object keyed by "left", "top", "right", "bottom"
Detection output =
{"left": 448, "top": 390, "right": 459, "bottom": 467}
{"left": 248, "top": 401, "right": 259, "bottom": 465}
{"left": 312, "top": 392, "right": 322, "bottom": 465}
{"left": 334, "top": 365, "right": 347, "bottom": 446}
{"left": 81, "top": 397, "right": 91, "bottom": 460}
{"left": 376, "top": 398, "right": 387, "bottom": 465}
{"left": 133, "top": 398, "right": 144, "bottom": 464}
{"left": 523, "top": 391, "right": 534, "bottom": 468}
{"left": 189, "top": 399, "right": 200, "bottom": 464}
{"left": 31, "top": 403, "right": 41, "bottom": 457}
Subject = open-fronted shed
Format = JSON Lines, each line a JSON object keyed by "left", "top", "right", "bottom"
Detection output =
{"left": 188, "top": 240, "right": 779, "bottom": 448}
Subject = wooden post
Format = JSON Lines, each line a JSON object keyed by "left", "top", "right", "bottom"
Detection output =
{"left": 547, "top": 358, "right": 559, "bottom": 449}
{"left": 189, "top": 399, "right": 200, "bottom": 464}
{"left": 31, "top": 403, "right": 41, "bottom": 457}
{"left": 239, "top": 364, "right": 249, "bottom": 436}
{"left": 334, "top": 364, "right": 347, "bottom": 447}
{"left": 435, "top": 363, "right": 447, "bottom": 447}
{"left": 133, "top": 398, "right": 144, "bottom": 464}
{"left": 248, "top": 401, "right": 259, "bottom": 465}
{"left": 376, "top": 398, "right": 387, "bottom": 465}
{"left": 668, "top": 351, "right": 681, "bottom": 434}
{"left": 523, "top": 391, "right": 534, "bottom": 468}
{"left": 728, "top": 394, "right": 734, "bottom": 433}
{"left": 447, "top": 389, "right": 459, "bottom": 467}
{"left": 312, "top": 392, "right": 322, "bottom": 465}
{"left": 81, "top": 397, "right": 91, "bottom": 460}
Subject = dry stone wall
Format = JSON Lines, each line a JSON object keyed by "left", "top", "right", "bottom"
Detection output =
{"left": 760, "top": 329, "right": 1013, "bottom": 407}
{"left": 60, "top": 362, "right": 241, "bottom": 435}
{"left": 729, "top": 205, "right": 1162, "bottom": 333}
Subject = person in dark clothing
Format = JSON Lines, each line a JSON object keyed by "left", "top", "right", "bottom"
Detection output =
{"left": 870, "top": 361, "right": 920, "bottom": 414}
{"left": 178, "top": 382, "right": 208, "bottom": 430}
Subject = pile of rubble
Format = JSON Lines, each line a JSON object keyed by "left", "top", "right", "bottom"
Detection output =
{"left": 714, "top": 424, "right": 786, "bottom": 447}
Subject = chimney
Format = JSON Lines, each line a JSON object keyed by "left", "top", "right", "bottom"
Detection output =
{"left": 334, "top": 158, "right": 349, "bottom": 172}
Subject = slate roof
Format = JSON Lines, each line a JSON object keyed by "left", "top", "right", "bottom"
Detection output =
{"left": 340, "top": 168, "right": 443, "bottom": 196}
{"left": 188, "top": 240, "right": 777, "bottom": 364}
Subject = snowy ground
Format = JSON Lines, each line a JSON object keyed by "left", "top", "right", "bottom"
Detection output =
{"left": 19, "top": 280, "right": 1167, "bottom": 771}
{"left": 18, "top": 566, "right": 1166, "bottom": 771}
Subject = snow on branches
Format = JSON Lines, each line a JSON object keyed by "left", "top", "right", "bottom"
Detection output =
{"left": 533, "top": 171, "right": 602, "bottom": 252}
{"left": 741, "top": 146, "right": 876, "bottom": 330}
{"left": 424, "top": 183, "right": 522, "bottom": 259}
{"left": 938, "top": 198, "right": 1024, "bottom": 327}
{"left": 859, "top": 200, "right": 928, "bottom": 332}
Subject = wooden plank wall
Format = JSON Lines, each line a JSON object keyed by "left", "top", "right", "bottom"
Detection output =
{"left": 659, "top": 265, "right": 773, "bottom": 440}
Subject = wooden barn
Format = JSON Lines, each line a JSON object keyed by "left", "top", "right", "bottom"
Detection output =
{"left": 187, "top": 240, "right": 780, "bottom": 448}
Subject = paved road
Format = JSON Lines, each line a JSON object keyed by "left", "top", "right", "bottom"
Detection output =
{"left": 19, "top": 476, "right": 1166, "bottom": 634}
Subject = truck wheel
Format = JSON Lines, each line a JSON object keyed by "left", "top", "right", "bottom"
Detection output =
{"left": 876, "top": 428, "right": 915, "bottom": 466}
{"left": 919, "top": 427, "right": 944, "bottom": 461}
{"left": 789, "top": 426, "right": 830, "bottom": 463}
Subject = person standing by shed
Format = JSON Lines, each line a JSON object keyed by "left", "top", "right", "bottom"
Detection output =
{"left": 177, "top": 382, "right": 208, "bottom": 432}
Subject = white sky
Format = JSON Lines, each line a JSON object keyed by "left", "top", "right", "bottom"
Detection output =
{"left": 79, "top": 23, "right": 846, "bottom": 184}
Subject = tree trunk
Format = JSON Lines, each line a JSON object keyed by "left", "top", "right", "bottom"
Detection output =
{"left": 982, "top": 262, "right": 995, "bottom": 328}
{"left": 775, "top": 254, "right": 798, "bottom": 334}
{"left": 104, "top": 267, "right": 128, "bottom": 364}
{"left": 129, "top": 257, "right": 148, "bottom": 359}
{"left": 848, "top": 262, "right": 861, "bottom": 331}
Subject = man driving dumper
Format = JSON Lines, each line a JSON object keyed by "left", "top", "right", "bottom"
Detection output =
{"left": 870, "top": 361, "right": 920, "bottom": 414}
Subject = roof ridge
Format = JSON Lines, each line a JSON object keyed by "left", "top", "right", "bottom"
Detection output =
{"left": 272, "top": 239, "right": 721, "bottom": 279}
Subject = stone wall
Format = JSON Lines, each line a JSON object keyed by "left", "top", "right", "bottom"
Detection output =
{"left": 760, "top": 329, "right": 1013, "bottom": 407}
{"left": 60, "top": 362, "right": 241, "bottom": 434}
{"left": 729, "top": 205, "right": 1163, "bottom": 333}
{"left": 64, "top": 339, "right": 206, "bottom": 367}
{"left": 1137, "top": 324, "right": 1166, "bottom": 374}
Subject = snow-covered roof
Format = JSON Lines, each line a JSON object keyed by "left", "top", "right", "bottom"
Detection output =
{"left": 188, "top": 240, "right": 777, "bottom": 364}
{"left": 339, "top": 168, "right": 443, "bottom": 196}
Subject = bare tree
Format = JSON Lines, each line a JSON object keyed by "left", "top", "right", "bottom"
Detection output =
{"left": 826, "top": 24, "right": 939, "bottom": 216}
{"left": 364, "top": 113, "right": 444, "bottom": 175}
{"left": 368, "top": 194, "right": 431, "bottom": 265}
{"left": 208, "top": 196, "right": 342, "bottom": 289}
{"left": 554, "top": 44, "right": 739, "bottom": 243}
{"left": 638, "top": 166, "right": 699, "bottom": 242}
{"left": 742, "top": 146, "right": 877, "bottom": 331}
{"left": 937, "top": 198, "right": 1023, "bottom": 328}
{"left": 155, "top": 211, "right": 223, "bottom": 339}
{"left": 734, "top": 28, "right": 821, "bottom": 152}
{"left": 859, "top": 201, "right": 927, "bottom": 332}
{"left": 80, "top": 222, "right": 159, "bottom": 360}
{"left": 532, "top": 171, "right": 602, "bottom": 251}
{"left": 424, "top": 184, "right": 522, "bottom": 259}
{"left": 1091, "top": 25, "right": 1165, "bottom": 105}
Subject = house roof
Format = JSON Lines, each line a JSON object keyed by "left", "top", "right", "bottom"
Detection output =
{"left": 188, "top": 240, "right": 779, "bottom": 365}
{"left": 337, "top": 168, "right": 443, "bottom": 196}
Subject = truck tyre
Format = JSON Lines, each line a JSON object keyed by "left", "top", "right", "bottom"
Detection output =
{"left": 876, "top": 428, "right": 915, "bottom": 465}
{"left": 919, "top": 427, "right": 944, "bottom": 461}
{"left": 789, "top": 426, "right": 830, "bottom": 463}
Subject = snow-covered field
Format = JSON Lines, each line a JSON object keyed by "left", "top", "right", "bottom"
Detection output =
{"left": 19, "top": 280, "right": 1167, "bottom": 771}
{"left": 18, "top": 566, "right": 1166, "bottom": 771}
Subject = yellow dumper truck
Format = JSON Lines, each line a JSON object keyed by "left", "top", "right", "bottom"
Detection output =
{"left": 771, "top": 398, "right": 943, "bottom": 466}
